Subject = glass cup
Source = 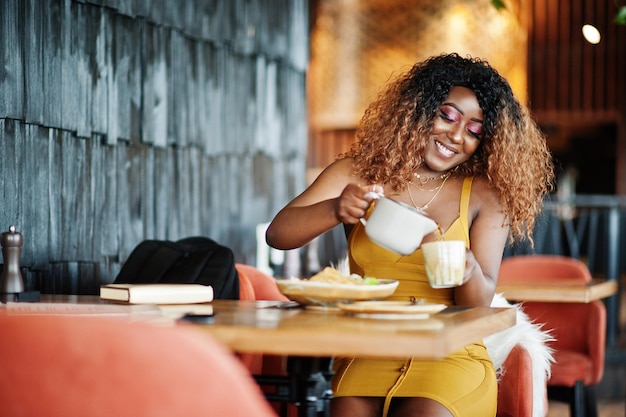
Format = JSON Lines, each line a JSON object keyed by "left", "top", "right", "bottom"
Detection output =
{"left": 421, "top": 240, "right": 466, "bottom": 288}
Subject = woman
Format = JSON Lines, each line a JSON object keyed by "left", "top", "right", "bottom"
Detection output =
{"left": 266, "top": 53, "right": 554, "bottom": 417}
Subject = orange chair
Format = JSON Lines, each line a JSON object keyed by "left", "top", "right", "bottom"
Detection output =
{"left": 499, "top": 255, "right": 606, "bottom": 417}
{"left": 0, "top": 314, "right": 277, "bottom": 417}
{"left": 236, "top": 264, "right": 302, "bottom": 417}
{"left": 234, "top": 265, "right": 263, "bottom": 374}
{"left": 235, "top": 263, "right": 291, "bottom": 380}
{"left": 497, "top": 344, "right": 535, "bottom": 417}
{"left": 237, "top": 263, "right": 259, "bottom": 300}
{"left": 236, "top": 264, "right": 292, "bottom": 379}
{"left": 236, "top": 263, "right": 290, "bottom": 302}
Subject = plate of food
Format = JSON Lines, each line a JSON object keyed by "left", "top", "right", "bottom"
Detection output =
{"left": 276, "top": 267, "right": 399, "bottom": 306}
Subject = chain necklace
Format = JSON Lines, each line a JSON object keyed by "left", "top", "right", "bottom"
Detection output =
{"left": 412, "top": 171, "right": 451, "bottom": 191}
{"left": 407, "top": 174, "right": 450, "bottom": 211}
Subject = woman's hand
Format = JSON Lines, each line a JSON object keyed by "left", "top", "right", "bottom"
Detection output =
{"left": 454, "top": 248, "right": 495, "bottom": 306}
{"left": 266, "top": 158, "right": 381, "bottom": 250}
{"left": 461, "top": 249, "right": 480, "bottom": 285}
{"left": 335, "top": 184, "right": 384, "bottom": 224}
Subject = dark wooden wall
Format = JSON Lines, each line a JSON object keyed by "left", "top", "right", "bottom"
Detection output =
{"left": 307, "top": 1, "right": 626, "bottom": 193}
{"left": 0, "top": 0, "right": 310, "bottom": 294}
{"left": 527, "top": 0, "right": 626, "bottom": 193}
{"left": 528, "top": 0, "right": 626, "bottom": 122}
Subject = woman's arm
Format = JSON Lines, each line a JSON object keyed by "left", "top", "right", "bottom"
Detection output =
{"left": 266, "top": 158, "right": 380, "bottom": 250}
{"left": 454, "top": 179, "right": 509, "bottom": 306}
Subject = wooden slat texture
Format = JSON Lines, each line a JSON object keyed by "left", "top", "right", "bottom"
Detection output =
{"left": 0, "top": 0, "right": 310, "bottom": 294}
{"left": 556, "top": 0, "right": 570, "bottom": 110}
{"left": 0, "top": 0, "right": 25, "bottom": 120}
{"left": 22, "top": 125, "right": 51, "bottom": 269}
{"left": 24, "top": 0, "right": 45, "bottom": 125}
{"left": 0, "top": 121, "right": 18, "bottom": 231}
{"left": 527, "top": 0, "right": 626, "bottom": 193}
{"left": 95, "top": 140, "right": 120, "bottom": 261}
{"left": 528, "top": 0, "right": 626, "bottom": 123}
{"left": 113, "top": 12, "right": 142, "bottom": 143}
{"left": 42, "top": 0, "right": 64, "bottom": 129}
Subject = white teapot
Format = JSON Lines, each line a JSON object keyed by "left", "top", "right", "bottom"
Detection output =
{"left": 360, "top": 195, "right": 438, "bottom": 255}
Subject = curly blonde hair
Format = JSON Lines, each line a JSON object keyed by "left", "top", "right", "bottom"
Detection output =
{"left": 343, "top": 53, "right": 555, "bottom": 244}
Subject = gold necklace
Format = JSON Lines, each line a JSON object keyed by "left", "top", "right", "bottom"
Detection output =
{"left": 409, "top": 180, "right": 442, "bottom": 193}
{"left": 412, "top": 171, "right": 451, "bottom": 190}
{"left": 407, "top": 174, "right": 449, "bottom": 211}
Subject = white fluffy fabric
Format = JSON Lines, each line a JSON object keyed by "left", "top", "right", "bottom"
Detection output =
{"left": 487, "top": 293, "right": 555, "bottom": 417}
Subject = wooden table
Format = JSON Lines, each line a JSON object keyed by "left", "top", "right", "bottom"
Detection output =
{"left": 496, "top": 278, "right": 618, "bottom": 303}
{"left": 14, "top": 296, "right": 515, "bottom": 357}
{"left": 200, "top": 300, "right": 516, "bottom": 359}
{"left": 201, "top": 300, "right": 515, "bottom": 417}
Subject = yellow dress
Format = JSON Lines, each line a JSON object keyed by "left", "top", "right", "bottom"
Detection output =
{"left": 332, "top": 177, "right": 497, "bottom": 417}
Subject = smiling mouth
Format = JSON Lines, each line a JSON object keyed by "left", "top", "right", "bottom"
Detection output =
{"left": 435, "top": 140, "right": 457, "bottom": 157}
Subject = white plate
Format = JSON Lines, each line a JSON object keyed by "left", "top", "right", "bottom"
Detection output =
{"left": 276, "top": 278, "right": 399, "bottom": 306}
{"left": 348, "top": 312, "right": 433, "bottom": 320}
{"left": 337, "top": 301, "right": 447, "bottom": 316}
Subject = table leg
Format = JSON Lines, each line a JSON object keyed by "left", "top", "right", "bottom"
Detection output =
{"left": 287, "top": 357, "right": 333, "bottom": 417}
{"left": 254, "top": 356, "right": 333, "bottom": 417}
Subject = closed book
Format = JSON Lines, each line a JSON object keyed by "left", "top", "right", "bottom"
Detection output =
{"left": 100, "top": 283, "right": 214, "bottom": 304}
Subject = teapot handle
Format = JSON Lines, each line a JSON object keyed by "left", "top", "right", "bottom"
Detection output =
{"left": 364, "top": 191, "right": 383, "bottom": 200}
{"left": 359, "top": 191, "right": 383, "bottom": 227}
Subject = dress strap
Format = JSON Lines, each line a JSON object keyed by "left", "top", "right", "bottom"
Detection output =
{"left": 459, "top": 177, "right": 473, "bottom": 247}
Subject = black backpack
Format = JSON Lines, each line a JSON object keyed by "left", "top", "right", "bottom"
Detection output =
{"left": 114, "top": 237, "right": 240, "bottom": 300}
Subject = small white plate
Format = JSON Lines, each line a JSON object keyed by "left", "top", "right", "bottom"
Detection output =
{"left": 337, "top": 301, "right": 447, "bottom": 316}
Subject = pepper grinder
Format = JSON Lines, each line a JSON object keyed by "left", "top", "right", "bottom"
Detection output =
{"left": 1, "top": 225, "right": 25, "bottom": 294}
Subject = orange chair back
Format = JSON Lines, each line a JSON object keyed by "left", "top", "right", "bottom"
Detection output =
{"left": 523, "top": 301, "right": 606, "bottom": 385}
{"left": 236, "top": 263, "right": 289, "bottom": 301}
{"left": 237, "top": 264, "right": 258, "bottom": 300}
{"left": 497, "top": 344, "right": 535, "bottom": 417}
{"left": 0, "top": 314, "right": 277, "bottom": 417}
{"left": 235, "top": 264, "right": 293, "bottom": 416}
{"left": 499, "top": 255, "right": 606, "bottom": 387}
{"left": 498, "top": 255, "right": 592, "bottom": 286}
{"left": 236, "top": 263, "right": 290, "bottom": 378}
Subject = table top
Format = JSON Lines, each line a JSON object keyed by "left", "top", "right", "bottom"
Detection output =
{"left": 496, "top": 278, "right": 618, "bottom": 303}
{"left": 196, "top": 300, "right": 516, "bottom": 359}
{"left": 10, "top": 295, "right": 515, "bottom": 360}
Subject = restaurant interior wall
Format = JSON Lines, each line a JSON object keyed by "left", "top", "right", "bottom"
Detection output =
{"left": 0, "top": 0, "right": 311, "bottom": 294}
{"left": 307, "top": 0, "right": 626, "bottom": 194}
{"left": 306, "top": 0, "right": 626, "bottom": 274}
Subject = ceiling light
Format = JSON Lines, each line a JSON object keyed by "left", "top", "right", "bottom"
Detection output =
{"left": 582, "top": 24, "right": 601, "bottom": 44}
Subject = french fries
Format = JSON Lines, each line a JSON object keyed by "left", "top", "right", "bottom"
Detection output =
{"left": 309, "top": 267, "right": 366, "bottom": 285}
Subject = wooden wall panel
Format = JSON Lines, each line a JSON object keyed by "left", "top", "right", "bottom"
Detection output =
{"left": 0, "top": 0, "right": 310, "bottom": 294}
{"left": 528, "top": 0, "right": 626, "bottom": 193}
{"left": 528, "top": 0, "right": 626, "bottom": 123}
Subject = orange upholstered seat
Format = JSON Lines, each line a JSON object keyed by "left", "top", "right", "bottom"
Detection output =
{"left": 499, "top": 255, "right": 606, "bottom": 417}
{"left": 0, "top": 314, "right": 277, "bottom": 417}
{"left": 497, "top": 344, "right": 537, "bottom": 417}
{"left": 236, "top": 264, "right": 297, "bottom": 416}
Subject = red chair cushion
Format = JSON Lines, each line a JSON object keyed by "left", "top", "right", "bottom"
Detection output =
{"left": 549, "top": 350, "right": 594, "bottom": 386}
{"left": 497, "top": 344, "right": 534, "bottom": 417}
{"left": 499, "top": 255, "right": 592, "bottom": 285}
{"left": 0, "top": 314, "right": 278, "bottom": 417}
{"left": 236, "top": 263, "right": 289, "bottom": 301}
{"left": 522, "top": 300, "right": 606, "bottom": 385}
